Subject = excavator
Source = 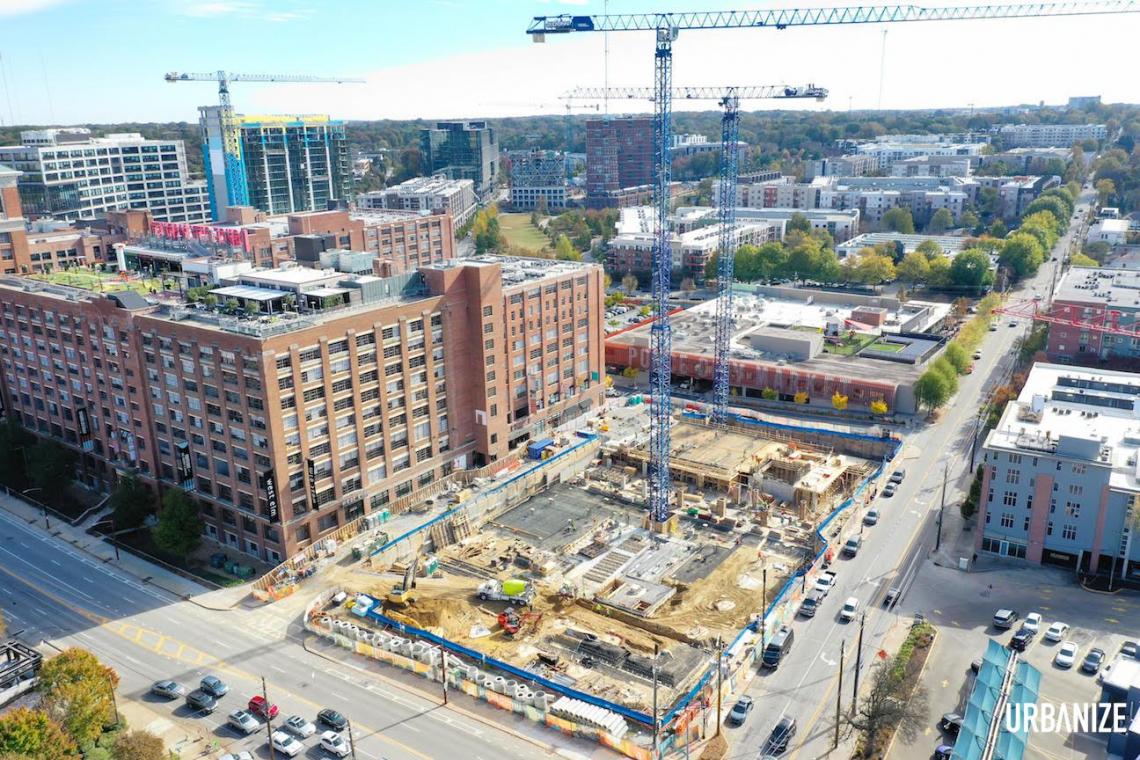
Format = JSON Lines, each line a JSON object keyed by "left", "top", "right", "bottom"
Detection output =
{"left": 387, "top": 557, "right": 419, "bottom": 607}
{"left": 497, "top": 606, "right": 541, "bottom": 638}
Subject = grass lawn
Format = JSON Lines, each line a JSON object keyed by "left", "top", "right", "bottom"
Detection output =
{"left": 822, "top": 332, "right": 876, "bottom": 356}
{"left": 867, "top": 339, "right": 906, "bottom": 353}
{"left": 31, "top": 270, "right": 162, "bottom": 295}
{"left": 499, "top": 213, "right": 551, "bottom": 253}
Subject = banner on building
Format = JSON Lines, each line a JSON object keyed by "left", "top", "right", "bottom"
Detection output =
{"left": 152, "top": 221, "right": 250, "bottom": 253}
{"left": 175, "top": 441, "right": 194, "bottom": 488}
{"left": 307, "top": 458, "right": 319, "bottom": 507}
{"left": 261, "top": 469, "right": 280, "bottom": 523}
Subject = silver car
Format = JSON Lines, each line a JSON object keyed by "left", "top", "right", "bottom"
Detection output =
{"left": 227, "top": 709, "right": 259, "bottom": 735}
{"left": 150, "top": 680, "right": 186, "bottom": 699}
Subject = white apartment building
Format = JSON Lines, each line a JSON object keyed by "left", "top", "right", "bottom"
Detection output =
{"left": 357, "top": 177, "right": 477, "bottom": 229}
{"left": 996, "top": 123, "right": 1108, "bottom": 148}
{"left": 0, "top": 129, "right": 210, "bottom": 223}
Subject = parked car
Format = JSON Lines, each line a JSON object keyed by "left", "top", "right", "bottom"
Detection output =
{"left": 1009, "top": 627, "right": 1035, "bottom": 652}
{"left": 200, "top": 675, "right": 228, "bottom": 698}
{"left": 972, "top": 350, "right": 982, "bottom": 360}
{"left": 934, "top": 744, "right": 954, "bottom": 760}
{"left": 185, "top": 690, "right": 218, "bottom": 714}
{"left": 883, "top": 483, "right": 897, "bottom": 498}
{"left": 763, "top": 716, "right": 797, "bottom": 755}
{"left": 939, "top": 713, "right": 963, "bottom": 736}
{"left": 1044, "top": 622, "right": 1069, "bottom": 642}
{"left": 1054, "top": 642, "right": 1079, "bottom": 668}
{"left": 227, "top": 710, "right": 259, "bottom": 735}
{"left": 1022, "top": 612, "right": 1042, "bottom": 635}
{"left": 970, "top": 658, "right": 982, "bottom": 674}
{"left": 840, "top": 597, "right": 859, "bottom": 622}
{"left": 799, "top": 592, "right": 823, "bottom": 618}
{"left": 270, "top": 731, "right": 304, "bottom": 758}
{"left": 883, "top": 586, "right": 900, "bottom": 608}
{"left": 842, "top": 536, "right": 862, "bottom": 557}
{"left": 863, "top": 509, "right": 880, "bottom": 526}
{"left": 219, "top": 753, "right": 253, "bottom": 760}
{"left": 1082, "top": 648, "right": 1105, "bottom": 674}
{"left": 727, "top": 696, "right": 753, "bottom": 726}
{"left": 248, "top": 695, "right": 279, "bottom": 720}
{"left": 889, "top": 470, "right": 905, "bottom": 484}
{"left": 320, "top": 731, "right": 351, "bottom": 758}
{"left": 992, "top": 609, "right": 1019, "bottom": 630}
{"left": 318, "top": 709, "right": 348, "bottom": 732}
{"left": 150, "top": 680, "right": 186, "bottom": 700}
{"left": 284, "top": 715, "right": 317, "bottom": 738}
{"left": 1121, "top": 641, "right": 1139, "bottom": 660}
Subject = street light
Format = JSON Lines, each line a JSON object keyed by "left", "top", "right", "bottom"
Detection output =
{"left": 20, "top": 487, "right": 48, "bottom": 530}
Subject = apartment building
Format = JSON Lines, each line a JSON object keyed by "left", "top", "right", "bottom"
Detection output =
{"left": 1046, "top": 267, "right": 1140, "bottom": 362}
{"left": 889, "top": 156, "right": 974, "bottom": 178}
{"left": 585, "top": 117, "right": 654, "bottom": 209}
{"left": 357, "top": 177, "right": 476, "bottom": 229}
{"left": 977, "top": 363, "right": 1140, "bottom": 581}
{"left": 995, "top": 123, "right": 1108, "bottom": 148}
{"left": 607, "top": 218, "right": 776, "bottom": 283}
{"left": 507, "top": 150, "right": 567, "bottom": 212}
{"left": 0, "top": 129, "right": 211, "bottom": 223}
{"left": 0, "top": 256, "right": 604, "bottom": 562}
{"left": 1, "top": 165, "right": 27, "bottom": 275}
{"left": 420, "top": 121, "right": 499, "bottom": 199}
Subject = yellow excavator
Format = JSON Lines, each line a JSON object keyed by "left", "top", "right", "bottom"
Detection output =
{"left": 386, "top": 557, "right": 418, "bottom": 607}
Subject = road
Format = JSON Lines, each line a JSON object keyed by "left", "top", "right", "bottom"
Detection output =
{"left": 0, "top": 508, "right": 588, "bottom": 760}
{"left": 731, "top": 187, "right": 1092, "bottom": 759}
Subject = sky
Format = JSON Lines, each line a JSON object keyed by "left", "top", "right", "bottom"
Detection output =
{"left": 0, "top": 0, "right": 1136, "bottom": 128}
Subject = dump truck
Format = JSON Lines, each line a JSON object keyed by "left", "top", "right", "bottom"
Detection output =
{"left": 477, "top": 578, "right": 535, "bottom": 605}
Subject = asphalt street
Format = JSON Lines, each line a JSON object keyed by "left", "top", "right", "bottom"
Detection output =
{"left": 0, "top": 508, "right": 588, "bottom": 760}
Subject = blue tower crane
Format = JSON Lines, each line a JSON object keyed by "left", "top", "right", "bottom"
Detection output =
{"left": 528, "top": 0, "right": 1138, "bottom": 526}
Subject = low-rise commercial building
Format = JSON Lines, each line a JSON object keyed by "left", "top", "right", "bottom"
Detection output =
{"left": 977, "top": 363, "right": 1140, "bottom": 580}
{"left": 1087, "top": 218, "right": 1130, "bottom": 247}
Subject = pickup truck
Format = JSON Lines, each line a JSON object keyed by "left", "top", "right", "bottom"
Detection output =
{"left": 813, "top": 571, "right": 838, "bottom": 598}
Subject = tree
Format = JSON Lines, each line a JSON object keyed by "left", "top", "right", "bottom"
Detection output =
{"left": 948, "top": 249, "right": 996, "bottom": 293}
{"left": 0, "top": 417, "right": 33, "bottom": 489}
{"left": 1095, "top": 178, "right": 1116, "bottom": 205}
{"left": 870, "top": 399, "right": 889, "bottom": 416}
{"left": 931, "top": 357, "right": 959, "bottom": 394}
{"left": 38, "top": 649, "right": 119, "bottom": 746}
{"left": 113, "top": 732, "right": 165, "bottom": 760}
{"left": 786, "top": 213, "right": 812, "bottom": 235}
{"left": 553, "top": 234, "right": 581, "bottom": 261}
{"left": 914, "top": 370, "right": 950, "bottom": 413}
{"left": 998, "top": 233, "right": 1046, "bottom": 280}
{"left": 960, "top": 209, "right": 980, "bottom": 232}
{"left": 1069, "top": 252, "right": 1099, "bottom": 267}
{"left": 109, "top": 474, "right": 154, "bottom": 531}
{"left": 943, "top": 342, "right": 969, "bottom": 374}
{"left": 621, "top": 273, "right": 638, "bottom": 295}
{"left": 760, "top": 388, "right": 778, "bottom": 401}
{"left": 881, "top": 207, "right": 915, "bottom": 234}
{"left": 1023, "top": 196, "right": 1069, "bottom": 231}
{"left": 926, "top": 256, "right": 951, "bottom": 288}
{"left": 27, "top": 440, "right": 76, "bottom": 508}
{"left": 534, "top": 195, "right": 548, "bottom": 216}
{"left": 152, "top": 489, "right": 203, "bottom": 559}
{"left": 895, "top": 253, "right": 931, "bottom": 285}
{"left": 847, "top": 252, "right": 896, "bottom": 285}
{"left": 0, "top": 709, "right": 78, "bottom": 760}
{"left": 988, "top": 219, "right": 1008, "bottom": 238}
{"left": 914, "top": 240, "right": 943, "bottom": 261}
{"left": 842, "top": 657, "right": 929, "bottom": 758}
{"left": 749, "top": 242, "right": 788, "bottom": 282}
{"left": 926, "top": 208, "right": 953, "bottom": 233}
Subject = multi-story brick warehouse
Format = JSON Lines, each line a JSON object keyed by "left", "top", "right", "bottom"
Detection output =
{"left": 0, "top": 256, "right": 604, "bottom": 562}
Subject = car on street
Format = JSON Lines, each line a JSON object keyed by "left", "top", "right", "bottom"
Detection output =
{"left": 150, "top": 680, "right": 186, "bottom": 699}
{"left": 1054, "top": 642, "right": 1079, "bottom": 668}
{"left": 863, "top": 509, "right": 879, "bottom": 526}
{"left": 320, "top": 731, "right": 351, "bottom": 758}
{"left": 889, "top": 470, "right": 905, "bottom": 484}
{"left": 284, "top": 715, "right": 317, "bottom": 738}
{"left": 934, "top": 744, "right": 953, "bottom": 760}
{"left": 1082, "top": 648, "right": 1105, "bottom": 674}
{"left": 227, "top": 710, "right": 259, "bottom": 735}
{"left": 1121, "top": 641, "right": 1139, "bottom": 660}
{"left": 972, "top": 350, "right": 982, "bottom": 360}
{"left": 200, "top": 675, "right": 228, "bottom": 698}
{"left": 219, "top": 753, "right": 253, "bottom": 760}
{"left": 318, "top": 709, "right": 348, "bottom": 731}
{"left": 1044, "top": 621, "right": 1069, "bottom": 642}
{"left": 992, "top": 609, "right": 1019, "bottom": 630}
{"left": 842, "top": 536, "right": 862, "bottom": 557}
{"left": 883, "top": 483, "right": 897, "bottom": 497}
{"left": 185, "top": 689, "right": 218, "bottom": 714}
{"left": 840, "top": 597, "right": 859, "bottom": 622}
{"left": 763, "top": 716, "right": 797, "bottom": 755}
{"left": 270, "top": 731, "right": 304, "bottom": 758}
{"left": 1008, "top": 627, "right": 1034, "bottom": 652}
{"left": 989, "top": 322, "right": 998, "bottom": 331}
{"left": 970, "top": 658, "right": 982, "bottom": 674}
{"left": 248, "top": 695, "right": 279, "bottom": 719}
{"left": 939, "top": 712, "right": 963, "bottom": 736}
{"left": 1008, "top": 321, "right": 1017, "bottom": 327}
{"left": 727, "top": 696, "right": 753, "bottom": 726}
{"left": 1022, "top": 613, "right": 1042, "bottom": 635}
{"left": 883, "top": 586, "right": 900, "bottom": 608}
{"left": 813, "top": 571, "right": 837, "bottom": 597}
{"left": 799, "top": 592, "right": 823, "bottom": 618}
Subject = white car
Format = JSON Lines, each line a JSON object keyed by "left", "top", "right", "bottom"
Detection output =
{"left": 1023, "top": 612, "right": 1042, "bottom": 635}
{"left": 1054, "top": 641, "right": 1079, "bottom": 669}
{"left": 283, "top": 715, "right": 317, "bottom": 738}
{"left": 840, "top": 597, "right": 859, "bottom": 622}
{"left": 226, "top": 709, "right": 259, "bottom": 735}
{"left": 1044, "top": 621, "right": 1069, "bottom": 642}
{"left": 320, "top": 731, "right": 351, "bottom": 758}
{"left": 220, "top": 753, "right": 253, "bottom": 760}
{"left": 270, "top": 731, "right": 304, "bottom": 758}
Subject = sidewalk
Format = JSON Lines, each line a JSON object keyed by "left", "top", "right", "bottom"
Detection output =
{"left": 0, "top": 490, "right": 250, "bottom": 611}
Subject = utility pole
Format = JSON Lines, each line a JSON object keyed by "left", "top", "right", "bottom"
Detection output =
{"left": 761, "top": 566, "right": 768, "bottom": 647}
{"left": 441, "top": 649, "right": 449, "bottom": 705}
{"left": 714, "top": 635, "right": 724, "bottom": 737}
{"left": 834, "top": 641, "right": 845, "bottom": 749}
{"left": 651, "top": 643, "right": 659, "bottom": 756}
{"left": 853, "top": 612, "right": 866, "bottom": 707}
{"left": 345, "top": 718, "right": 358, "bottom": 760}
{"left": 262, "top": 677, "right": 276, "bottom": 760}
{"left": 936, "top": 461, "right": 948, "bottom": 552}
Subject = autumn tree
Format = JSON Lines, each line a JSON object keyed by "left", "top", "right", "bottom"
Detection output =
{"left": 621, "top": 273, "right": 638, "bottom": 294}
{"left": 1095, "top": 178, "right": 1116, "bottom": 205}
{"left": 1069, "top": 252, "right": 1099, "bottom": 267}
{"left": 895, "top": 253, "right": 930, "bottom": 285}
{"left": 38, "top": 649, "right": 119, "bottom": 746}
{"left": 0, "top": 709, "right": 78, "bottom": 760}
{"left": 113, "top": 732, "right": 165, "bottom": 760}
{"left": 553, "top": 234, "right": 581, "bottom": 261}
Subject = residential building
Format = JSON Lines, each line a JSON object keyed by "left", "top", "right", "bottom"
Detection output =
{"left": 995, "top": 123, "right": 1108, "bottom": 148}
{"left": 1087, "top": 218, "right": 1130, "bottom": 247}
{"left": 806, "top": 155, "right": 878, "bottom": 179}
{"left": 978, "top": 147, "right": 1072, "bottom": 174}
{"left": 669, "top": 133, "right": 746, "bottom": 159}
{"left": 1047, "top": 267, "right": 1140, "bottom": 362}
{"left": 0, "top": 255, "right": 604, "bottom": 563}
{"left": 1067, "top": 96, "right": 1102, "bottom": 109}
{"left": 200, "top": 109, "right": 350, "bottom": 219}
{"left": 357, "top": 177, "right": 476, "bottom": 228}
{"left": 585, "top": 116, "right": 654, "bottom": 209}
{"left": 507, "top": 150, "right": 567, "bottom": 212}
{"left": 889, "top": 155, "right": 974, "bottom": 177}
{"left": 851, "top": 140, "right": 985, "bottom": 171}
{"left": 836, "top": 232, "right": 969, "bottom": 259}
{"left": 607, "top": 213, "right": 776, "bottom": 283}
{"left": 669, "top": 205, "right": 860, "bottom": 244}
{"left": 420, "top": 121, "right": 499, "bottom": 199}
{"left": 977, "top": 363, "right": 1140, "bottom": 579}
{"left": 0, "top": 129, "right": 210, "bottom": 223}
{"left": 973, "top": 175, "right": 1061, "bottom": 219}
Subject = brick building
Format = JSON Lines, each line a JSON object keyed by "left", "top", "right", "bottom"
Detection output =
{"left": 0, "top": 256, "right": 604, "bottom": 562}
{"left": 586, "top": 117, "right": 654, "bottom": 209}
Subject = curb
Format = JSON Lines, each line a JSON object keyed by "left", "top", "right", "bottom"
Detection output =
{"left": 300, "top": 632, "right": 560, "bottom": 755}
{"left": 1079, "top": 580, "right": 1124, "bottom": 596}
{"left": 882, "top": 623, "right": 939, "bottom": 760}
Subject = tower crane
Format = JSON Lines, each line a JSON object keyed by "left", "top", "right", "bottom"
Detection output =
{"left": 527, "top": 1, "right": 1139, "bottom": 528}
{"left": 164, "top": 70, "right": 365, "bottom": 209}
{"left": 563, "top": 84, "right": 828, "bottom": 426}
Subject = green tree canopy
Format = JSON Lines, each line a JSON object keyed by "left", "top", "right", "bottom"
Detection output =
{"left": 153, "top": 489, "right": 204, "bottom": 559}
{"left": 943, "top": 342, "right": 969, "bottom": 374}
{"left": 914, "top": 370, "right": 951, "bottom": 413}
{"left": 786, "top": 213, "right": 812, "bottom": 235}
{"left": 896, "top": 252, "right": 931, "bottom": 285}
{"left": 948, "top": 249, "right": 996, "bottom": 293}
{"left": 27, "top": 440, "right": 76, "bottom": 507}
{"left": 915, "top": 240, "right": 943, "bottom": 260}
{"left": 0, "top": 709, "right": 78, "bottom": 760}
{"left": 109, "top": 474, "right": 153, "bottom": 531}
{"left": 0, "top": 417, "right": 33, "bottom": 489}
{"left": 926, "top": 208, "right": 954, "bottom": 233}
{"left": 553, "top": 234, "right": 581, "bottom": 261}
{"left": 844, "top": 251, "right": 896, "bottom": 285}
{"left": 931, "top": 356, "right": 959, "bottom": 394}
{"left": 960, "top": 209, "right": 981, "bottom": 232}
{"left": 926, "top": 256, "right": 951, "bottom": 288}
{"left": 988, "top": 219, "right": 1008, "bottom": 238}
{"left": 881, "top": 207, "right": 915, "bottom": 234}
{"left": 1069, "top": 252, "right": 1099, "bottom": 267}
{"left": 1023, "top": 196, "right": 1069, "bottom": 231}
{"left": 999, "top": 232, "right": 1046, "bottom": 279}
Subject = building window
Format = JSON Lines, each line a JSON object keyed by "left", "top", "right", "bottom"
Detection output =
{"left": 1068, "top": 484, "right": 1083, "bottom": 496}
{"left": 1002, "top": 491, "right": 1017, "bottom": 507}
{"left": 1000, "top": 512, "right": 1014, "bottom": 528}
{"left": 1005, "top": 469, "right": 1020, "bottom": 485}
{"left": 1072, "top": 464, "right": 1086, "bottom": 475}
{"left": 1065, "top": 501, "right": 1080, "bottom": 518}
{"left": 1061, "top": 524, "right": 1077, "bottom": 541}
{"left": 1046, "top": 521, "right": 1053, "bottom": 536}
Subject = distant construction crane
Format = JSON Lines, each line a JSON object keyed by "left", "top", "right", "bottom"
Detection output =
{"left": 528, "top": 1, "right": 1140, "bottom": 528}
{"left": 563, "top": 84, "right": 828, "bottom": 426}
{"left": 164, "top": 70, "right": 365, "bottom": 209}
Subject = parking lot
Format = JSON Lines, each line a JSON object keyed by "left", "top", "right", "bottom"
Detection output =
{"left": 895, "top": 560, "right": 1140, "bottom": 759}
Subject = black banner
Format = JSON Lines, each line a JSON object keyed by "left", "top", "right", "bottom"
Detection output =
{"left": 76, "top": 407, "right": 91, "bottom": 438}
{"left": 175, "top": 441, "right": 193, "bottom": 487}
{"left": 260, "top": 469, "right": 280, "bottom": 523}
{"left": 307, "top": 458, "right": 319, "bottom": 507}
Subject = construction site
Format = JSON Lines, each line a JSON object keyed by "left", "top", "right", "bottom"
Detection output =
{"left": 317, "top": 415, "right": 887, "bottom": 719}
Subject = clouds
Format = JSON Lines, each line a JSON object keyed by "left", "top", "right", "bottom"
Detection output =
{"left": 0, "top": 0, "right": 68, "bottom": 16}
{"left": 171, "top": 0, "right": 310, "bottom": 22}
